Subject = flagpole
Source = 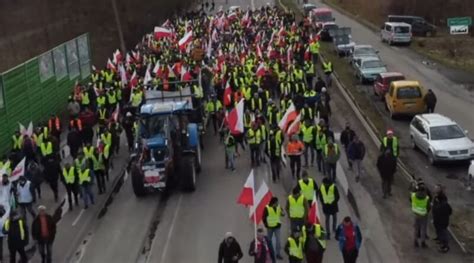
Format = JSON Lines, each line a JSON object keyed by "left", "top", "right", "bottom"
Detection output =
{"left": 252, "top": 170, "right": 258, "bottom": 253}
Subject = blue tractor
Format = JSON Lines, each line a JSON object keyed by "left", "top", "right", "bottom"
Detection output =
{"left": 130, "top": 86, "right": 202, "bottom": 196}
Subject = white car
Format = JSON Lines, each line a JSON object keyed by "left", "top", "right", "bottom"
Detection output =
{"left": 410, "top": 113, "right": 474, "bottom": 165}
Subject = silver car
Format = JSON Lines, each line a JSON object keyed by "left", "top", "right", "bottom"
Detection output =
{"left": 410, "top": 114, "right": 474, "bottom": 165}
{"left": 350, "top": 45, "right": 379, "bottom": 65}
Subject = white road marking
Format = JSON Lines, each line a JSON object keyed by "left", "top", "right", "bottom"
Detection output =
{"left": 72, "top": 209, "right": 85, "bottom": 226}
{"left": 153, "top": 194, "right": 183, "bottom": 263}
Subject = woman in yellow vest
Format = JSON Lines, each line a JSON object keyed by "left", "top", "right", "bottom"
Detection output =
{"left": 285, "top": 228, "right": 305, "bottom": 263}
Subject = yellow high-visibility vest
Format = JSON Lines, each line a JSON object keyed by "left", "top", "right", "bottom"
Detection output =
{"left": 411, "top": 193, "right": 429, "bottom": 216}
{"left": 288, "top": 194, "right": 305, "bottom": 219}
{"left": 62, "top": 167, "right": 76, "bottom": 184}
{"left": 298, "top": 179, "right": 315, "bottom": 201}
{"left": 265, "top": 206, "right": 282, "bottom": 228}
{"left": 40, "top": 142, "right": 53, "bottom": 156}
{"left": 320, "top": 184, "right": 335, "bottom": 204}
{"left": 287, "top": 237, "right": 304, "bottom": 259}
{"left": 4, "top": 219, "right": 26, "bottom": 240}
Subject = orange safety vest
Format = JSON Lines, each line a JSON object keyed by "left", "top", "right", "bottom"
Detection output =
{"left": 49, "top": 117, "right": 60, "bottom": 131}
{"left": 287, "top": 141, "right": 304, "bottom": 155}
{"left": 70, "top": 119, "right": 83, "bottom": 131}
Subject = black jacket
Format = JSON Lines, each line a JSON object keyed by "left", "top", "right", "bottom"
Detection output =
{"left": 376, "top": 153, "right": 397, "bottom": 180}
{"left": 218, "top": 239, "right": 243, "bottom": 263}
{"left": 424, "top": 92, "right": 437, "bottom": 107}
{"left": 32, "top": 214, "right": 57, "bottom": 243}
{"left": 319, "top": 183, "right": 339, "bottom": 214}
{"left": 432, "top": 198, "right": 452, "bottom": 229}
{"left": 3, "top": 218, "right": 29, "bottom": 247}
{"left": 340, "top": 129, "right": 356, "bottom": 147}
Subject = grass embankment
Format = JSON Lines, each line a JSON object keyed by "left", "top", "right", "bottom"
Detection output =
{"left": 322, "top": 0, "right": 474, "bottom": 74}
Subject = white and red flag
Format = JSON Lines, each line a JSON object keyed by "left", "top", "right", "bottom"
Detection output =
{"left": 129, "top": 70, "right": 138, "bottom": 89}
{"left": 227, "top": 99, "right": 245, "bottom": 134}
{"left": 107, "top": 59, "right": 117, "bottom": 72}
{"left": 249, "top": 180, "right": 273, "bottom": 224}
{"left": 237, "top": 170, "right": 255, "bottom": 206}
{"left": 223, "top": 81, "right": 233, "bottom": 107}
{"left": 154, "top": 26, "right": 173, "bottom": 39}
{"left": 256, "top": 62, "right": 266, "bottom": 77}
{"left": 278, "top": 103, "right": 297, "bottom": 131}
{"left": 307, "top": 191, "right": 320, "bottom": 225}
{"left": 178, "top": 30, "right": 193, "bottom": 50}
{"left": 10, "top": 157, "right": 26, "bottom": 182}
{"left": 113, "top": 49, "right": 122, "bottom": 65}
{"left": 286, "top": 113, "right": 301, "bottom": 136}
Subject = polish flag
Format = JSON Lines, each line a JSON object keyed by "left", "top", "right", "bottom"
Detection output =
{"left": 307, "top": 191, "right": 320, "bottom": 224}
{"left": 111, "top": 104, "right": 120, "bottom": 122}
{"left": 223, "top": 81, "right": 233, "bottom": 107}
{"left": 278, "top": 103, "right": 297, "bottom": 131}
{"left": 130, "top": 70, "right": 138, "bottom": 88}
{"left": 107, "top": 59, "right": 116, "bottom": 72}
{"left": 286, "top": 113, "right": 301, "bottom": 136}
{"left": 119, "top": 64, "right": 128, "bottom": 86}
{"left": 125, "top": 53, "right": 133, "bottom": 66}
{"left": 181, "top": 66, "right": 193, "bottom": 81}
{"left": 249, "top": 180, "right": 273, "bottom": 224}
{"left": 153, "top": 61, "right": 161, "bottom": 75}
{"left": 143, "top": 64, "right": 152, "bottom": 86}
{"left": 227, "top": 99, "right": 245, "bottom": 134}
{"left": 10, "top": 157, "right": 26, "bottom": 182}
{"left": 178, "top": 31, "right": 193, "bottom": 50}
{"left": 237, "top": 170, "right": 255, "bottom": 206}
{"left": 256, "top": 62, "right": 266, "bottom": 77}
{"left": 154, "top": 27, "right": 173, "bottom": 39}
{"left": 113, "top": 49, "right": 122, "bottom": 65}
{"left": 162, "top": 19, "right": 171, "bottom": 28}
{"left": 256, "top": 45, "right": 263, "bottom": 59}
{"left": 132, "top": 50, "right": 141, "bottom": 62}
{"left": 304, "top": 46, "right": 311, "bottom": 61}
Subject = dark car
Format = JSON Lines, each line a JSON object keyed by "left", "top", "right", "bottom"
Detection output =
{"left": 320, "top": 22, "right": 338, "bottom": 41}
{"left": 387, "top": 15, "right": 436, "bottom": 37}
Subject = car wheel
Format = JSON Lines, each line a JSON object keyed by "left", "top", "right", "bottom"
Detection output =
{"left": 410, "top": 136, "right": 417, "bottom": 150}
{"left": 428, "top": 151, "right": 437, "bottom": 165}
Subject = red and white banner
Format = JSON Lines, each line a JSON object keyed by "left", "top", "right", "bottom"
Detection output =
{"left": 113, "top": 49, "right": 122, "bottom": 65}
{"left": 286, "top": 113, "right": 301, "bottom": 136}
{"left": 227, "top": 99, "right": 245, "bottom": 134}
{"left": 237, "top": 170, "right": 255, "bottom": 206}
{"left": 10, "top": 157, "right": 26, "bottom": 182}
{"left": 107, "top": 59, "right": 117, "bottom": 72}
{"left": 223, "top": 81, "right": 233, "bottom": 107}
{"left": 178, "top": 31, "right": 193, "bottom": 50}
{"left": 256, "top": 62, "right": 266, "bottom": 77}
{"left": 307, "top": 191, "right": 320, "bottom": 224}
{"left": 278, "top": 103, "right": 297, "bottom": 131}
{"left": 249, "top": 180, "right": 273, "bottom": 224}
{"left": 154, "top": 26, "right": 173, "bottom": 39}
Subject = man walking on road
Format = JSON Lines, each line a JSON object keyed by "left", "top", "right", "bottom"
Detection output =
{"left": 62, "top": 163, "right": 79, "bottom": 211}
{"left": 340, "top": 124, "right": 356, "bottom": 168}
{"left": 377, "top": 149, "right": 397, "bottom": 198}
{"left": 286, "top": 186, "right": 308, "bottom": 231}
{"left": 319, "top": 177, "right": 339, "bottom": 240}
{"left": 247, "top": 123, "right": 262, "bottom": 167}
{"left": 266, "top": 131, "right": 282, "bottom": 182}
{"left": 299, "top": 170, "right": 317, "bottom": 206}
{"left": 79, "top": 165, "right": 95, "bottom": 209}
{"left": 347, "top": 136, "right": 365, "bottom": 182}
{"left": 323, "top": 141, "right": 340, "bottom": 182}
{"left": 335, "top": 216, "right": 362, "bottom": 263}
{"left": 380, "top": 129, "right": 399, "bottom": 158}
{"left": 263, "top": 197, "right": 285, "bottom": 260}
{"left": 225, "top": 132, "right": 236, "bottom": 171}
{"left": 302, "top": 223, "right": 326, "bottom": 263}
{"left": 411, "top": 185, "right": 430, "bottom": 248}
{"left": 218, "top": 232, "right": 243, "bottom": 263}
{"left": 287, "top": 135, "right": 304, "bottom": 179}
{"left": 32, "top": 205, "right": 57, "bottom": 263}
{"left": 285, "top": 227, "right": 305, "bottom": 263}
{"left": 249, "top": 228, "right": 276, "bottom": 263}
{"left": 432, "top": 191, "right": 452, "bottom": 253}
{"left": 2, "top": 210, "right": 28, "bottom": 263}
{"left": 424, "top": 89, "right": 437, "bottom": 113}
{"left": 16, "top": 176, "right": 36, "bottom": 222}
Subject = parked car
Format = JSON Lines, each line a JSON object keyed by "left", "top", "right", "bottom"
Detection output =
{"left": 350, "top": 45, "right": 379, "bottom": 65}
{"left": 388, "top": 15, "right": 436, "bottom": 37}
{"left": 333, "top": 32, "right": 355, "bottom": 56}
{"left": 373, "top": 72, "right": 405, "bottom": 100}
{"left": 320, "top": 22, "right": 338, "bottom": 41}
{"left": 410, "top": 113, "right": 474, "bottom": 165}
{"left": 385, "top": 80, "right": 426, "bottom": 118}
{"left": 381, "top": 22, "right": 412, "bottom": 45}
{"left": 303, "top": 3, "right": 317, "bottom": 16}
{"left": 311, "top": 7, "right": 334, "bottom": 28}
{"left": 354, "top": 57, "right": 387, "bottom": 84}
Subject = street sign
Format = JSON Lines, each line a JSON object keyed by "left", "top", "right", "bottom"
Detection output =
{"left": 450, "top": 25, "right": 469, "bottom": 35}
{"left": 447, "top": 17, "right": 472, "bottom": 27}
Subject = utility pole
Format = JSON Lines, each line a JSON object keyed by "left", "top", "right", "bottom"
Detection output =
{"left": 111, "top": 0, "right": 127, "bottom": 54}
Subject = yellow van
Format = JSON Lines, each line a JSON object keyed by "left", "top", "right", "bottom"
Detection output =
{"left": 385, "top": 80, "right": 426, "bottom": 118}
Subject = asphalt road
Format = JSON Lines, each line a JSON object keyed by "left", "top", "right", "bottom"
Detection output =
{"left": 311, "top": 0, "right": 474, "bottom": 249}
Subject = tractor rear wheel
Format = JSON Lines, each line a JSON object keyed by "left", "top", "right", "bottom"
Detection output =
{"left": 181, "top": 156, "right": 197, "bottom": 192}
{"left": 131, "top": 162, "right": 147, "bottom": 197}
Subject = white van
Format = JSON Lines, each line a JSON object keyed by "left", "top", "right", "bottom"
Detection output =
{"left": 381, "top": 22, "right": 412, "bottom": 45}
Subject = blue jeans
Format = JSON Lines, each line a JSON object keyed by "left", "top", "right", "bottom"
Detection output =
{"left": 81, "top": 184, "right": 95, "bottom": 207}
{"left": 226, "top": 150, "right": 235, "bottom": 170}
{"left": 267, "top": 227, "right": 282, "bottom": 256}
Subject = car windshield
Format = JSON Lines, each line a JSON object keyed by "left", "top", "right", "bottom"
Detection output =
{"left": 430, "top": 125, "right": 466, "bottom": 140}
{"left": 335, "top": 35, "right": 349, "bottom": 44}
{"left": 315, "top": 13, "right": 332, "bottom": 21}
{"left": 141, "top": 115, "right": 167, "bottom": 138}
{"left": 394, "top": 26, "right": 410, "bottom": 33}
{"left": 396, "top": 87, "right": 421, "bottom": 99}
{"left": 363, "top": 60, "right": 383, "bottom": 68}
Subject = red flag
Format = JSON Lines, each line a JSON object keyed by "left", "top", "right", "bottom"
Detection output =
{"left": 113, "top": 49, "right": 122, "bottom": 65}
{"left": 237, "top": 170, "right": 255, "bottom": 206}
{"left": 154, "top": 26, "right": 173, "bottom": 39}
{"left": 249, "top": 181, "right": 273, "bottom": 224}
{"left": 10, "top": 157, "right": 26, "bottom": 182}
{"left": 130, "top": 70, "right": 138, "bottom": 88}
{"left": 223, "top": 81, "right": 232, "bottom": 107}
{"left": 227, "top": 99, "right": 245, "bottom": 134}
{"left": 278, "top": 103, "right": 297, "bottom": 131}
{"left": 107, "top": 59, "right": 117, "bottom": 72}
{"left": 307, "top": 191, "right": 320, "bottom": 224}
